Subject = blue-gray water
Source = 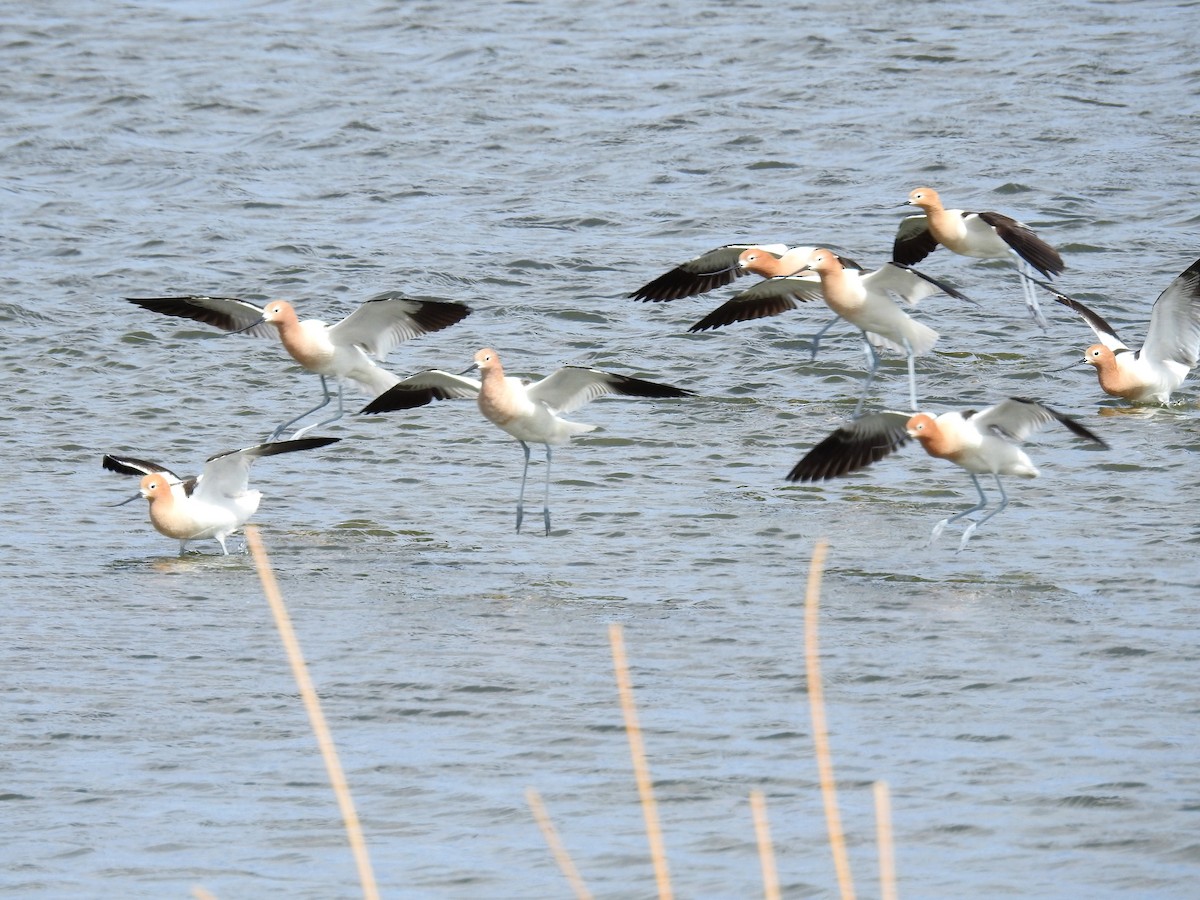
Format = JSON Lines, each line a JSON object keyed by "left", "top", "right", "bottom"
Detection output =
{"left": 3, "top": 1, "right": 1199, "bottom": 897}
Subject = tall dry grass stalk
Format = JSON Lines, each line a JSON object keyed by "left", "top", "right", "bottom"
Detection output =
{"left": 608, "top": 622, "right": 674, "bottom": 900}
{"left": 749, "top": 789, "right": 781, "bottom": 900}
{"left": 525, "top": 786, "right": 593, "bottom": 900}
{"left": 246, "top": 526, "right": 380, "bottom": 900}
{"left": 874, "top": 780, "right": 898, "bottom": 900}
{"left": 190, "top": 888, "right": 218, "bottom": 900}
{"left": 805, "top": 539, "right": 856, "bottom": 900}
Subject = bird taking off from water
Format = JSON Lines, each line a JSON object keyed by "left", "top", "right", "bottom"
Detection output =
{"left": 787, "top": 398, "right": 1107, "bottom": 551}
{"left": 126, "top": 293, "right": 471, "bottom": 440}
{"left": 893, "top": 187, "right": 1064, "bottom": 329}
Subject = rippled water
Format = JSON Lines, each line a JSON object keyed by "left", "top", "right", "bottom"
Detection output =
{"left": 3, "top": 0, "right": 1199, "bottom": 897}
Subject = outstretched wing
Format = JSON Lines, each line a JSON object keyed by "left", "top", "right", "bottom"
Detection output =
{"left": 975, "top": 211, "right": 1065, "bottom": 278}
{"left": 1142, "top": 256, "right": 1200, "bottom": 369}
{"left": 688, "top": 274, "right": 824, "bottom": 332}
{"left": 628, "top": 243, "right": 786, "bottom": 302}
{"left": 1024, "top": 279, "right": 1129, "bottom": 352}
{"left": 102, "top": 453, "right": 183, "bottom": 481}
{"left": 786, "top": 411, "right": 912, "bottom": 482}
{"left": 328, "top": 294, "right": 472, "bottom": 359}
{"left": 102, "top": 454, "right": 195, "bottom": 497}
{"left": 863, "top": 262, "right": 974, "bottom": 307}
{"left": 360, "top": 369, "right": 483, "bottom": 414}
{"left": 970, "top": 398, "right": 1107, "bottom": 447}
{"left": 125, "top": 296, "right": 275, "bottom": 337}
{"left": 529, "top": 367, "right": 692, "bottom": 415}
{"left": 892, "top": 215, "right": 940, "bottom": 267}
{"left": 194, "top": 437, "right": 340, "bottom": 503}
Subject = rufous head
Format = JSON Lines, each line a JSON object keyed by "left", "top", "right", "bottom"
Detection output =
{"left": 473, "top": 348, "right": 501, "bottom": 373}
{"left": 905, "top": 413, "right": 937, "bottom": 441}
{"left": 139, "top": 473, "right": 171, "bottom": 502}
{"left": 907, "top": 187, "right": 941, "bottom": 209}
{"left": 261, "top": 300, "right": 297, "bottom": 325}
{"left": 738, "top": 247, "right": 772, "bottom": 273}
{"left": 801, "top": 249, "right": 838, "bottom": 275}
{"left": 1083, "top": 343, "right": 1113, "bottom": 370}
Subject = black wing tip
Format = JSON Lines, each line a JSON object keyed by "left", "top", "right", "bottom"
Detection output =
{"left": 628, "top": 267, "right": 737, "bottom": 302}
{"left": 360, "top": 386, "right": 443, "bottom": 415}
{"left": 407, "top": 299, "right": 473, "bottom": 333}
{"left": 123, "top": 295, "right": 262, "bottom": 333}
{"left": 610, "top": 374, "right": 694, "bottom": 399}
{"left": 1041, "top": 289, "right": 1120, "bottom": 338}
{"left": 268, "top": 436, "right": 342, "bottom": 452}
{"left": 101, "top": 454, "right": 154, "bottom": 477}
{"left": 1007, "top": 398, "right": 1109, "bottom": 449}
{"left": 785, "top": 414, "right": 912, "bottom": 483}
{"left": 687, "top": 314, "right": 726, "bottom": 333}
{"left": 207, "top": 437, "right": 342, "bottom": 463}
{"left": 978, "top": 213, "right": 1066, "bottom": 277}
{"left": 688, "top": 295, "right": 800, "bottom": 333}
{"left": 891, "top": 225, "right": 940, "bottom": 267}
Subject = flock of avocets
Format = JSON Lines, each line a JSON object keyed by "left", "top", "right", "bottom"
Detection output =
{"left": 104, "top": 187, "right": 1200, "bottom": 553}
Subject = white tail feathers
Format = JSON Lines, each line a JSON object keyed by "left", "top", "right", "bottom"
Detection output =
{"left": 867, "top": 319, "right": 938, "bottom": 356}
{"left": 350, "top": 363, "right": 403, "bottom": 397}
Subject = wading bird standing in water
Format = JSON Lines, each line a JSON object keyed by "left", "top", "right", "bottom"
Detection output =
{"left": 104, "top": 437, "right": 340, "bottom": 555}
{"left": 362, "top": 348, "right": 692, "bottom": 535}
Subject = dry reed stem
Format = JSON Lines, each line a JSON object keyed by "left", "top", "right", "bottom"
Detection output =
{"left": 805, "top": 539, "right": 856, "bottom": 900}
{"left": 608, "top": 622, "right": 673, "bottom": 900}
{"left": 246, "top": 526, "right": 379, "bottom": 900}
{"left": 749, "top": 789, "right": 781, "bottom": 900}
{"left": 525, "top": 786, "right": 594, "bottom": 900}
{"left": 191, "top": 888, "right": 218, "bottom": 900}
{"left": 874, "top": 780, "right": 898, "bottom": 900}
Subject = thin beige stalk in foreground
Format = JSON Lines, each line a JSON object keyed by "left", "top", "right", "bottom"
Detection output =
{"left": 526, "top": 786, "right": 594, "bottom": 900}
{"left": 246, "top": 526, "right": 379, "bottom": 900}
{"left": 749, "top": 789, "right": 781, "bottom": 900}
{"left": 874, "top": 780, "right": 898, "bottom": 900}
{"left": 609, "top": 622, "right": 674, "bottom": 900}
{"left": 191, "top": 888, "right": 218, "bottom": 900}
{"left": 805, "top": 539, "right": 856, "bottom": 900}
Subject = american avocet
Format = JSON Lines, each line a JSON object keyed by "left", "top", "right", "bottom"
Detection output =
{"left": 361, "top": 348, "right": 692, "bottom": 535}
{"left": 1028, "top": 256, "right": 1200, "bottom": 404}
{"left": 894, "top": 187, "right": 1064, "bottom": 328}
{"left": 634, "top": 244, "right": 859, "bottom": 357}
{"left": 126, "top": 293, "right": 472, "bottom": 440}
{"left": 691, "top": 250, "right": 972, "bottom": 413}
{"left": 629, "top": 244, "right": 819, "bottom": 302}
{"left": 104, "top": 437, "right": 340, "bottom": 555}
{"left": 787, "top": 398, "right": 1107, "bottom": 550}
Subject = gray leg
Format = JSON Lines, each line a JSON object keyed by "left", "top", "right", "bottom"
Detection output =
{"left": 903, "top": 337, "right": 918, "bottom": 411}
{"left": 853, "top": 337, "right": 879, "bottom": 416}
{"left": 958, "top": 475, "right": 1009, "bottom": 550}
{"left": 290, "top": 381, "right": 347, "bottom": 440}
{"left": 930, "top": 473, "right": 989, "bottom": 546}
{"left": 542, "top": 445, "right": 553, "bottom": 535}
{"left": 807, "top": 316, "right": 839, "bottom": 361}
{"left": 268, "top": 375, "right": 336, "bottom": 442}
{"left": 1015, "top": 258, "right": 1049, "bottom": 330}
{"left": 515, "top": 440, "right": 532, "bottom": 533}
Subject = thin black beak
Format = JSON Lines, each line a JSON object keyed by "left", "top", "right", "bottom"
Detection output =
{"left": 228, "top": 317, "right": 266, "bottom": 335}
